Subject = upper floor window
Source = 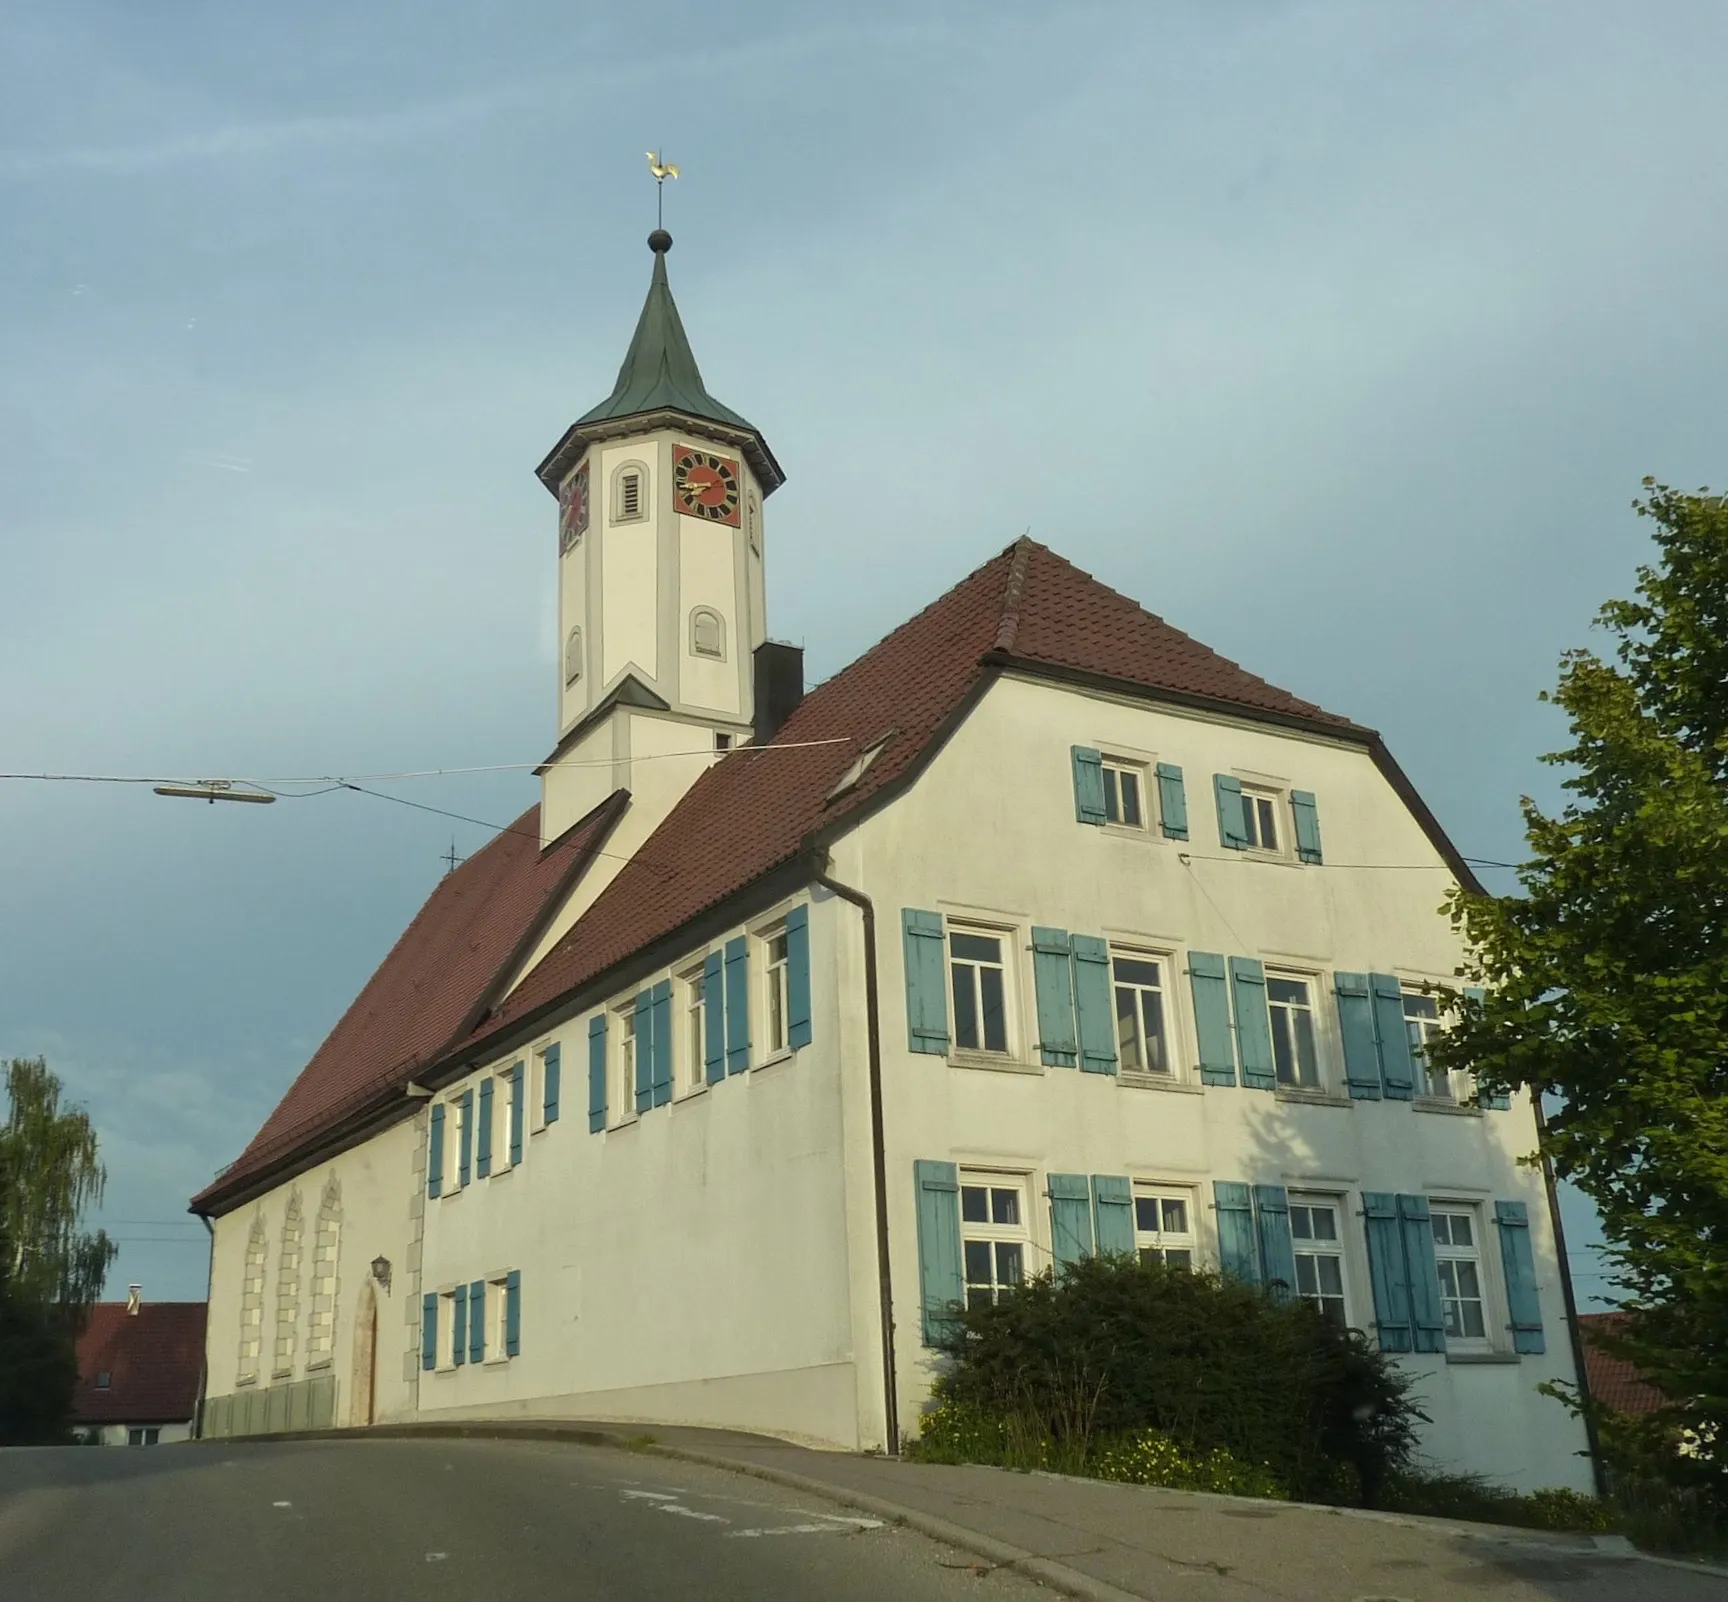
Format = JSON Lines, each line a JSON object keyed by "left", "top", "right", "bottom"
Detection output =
{"left": 1289, "top": 1196, "right": 1349, "bottom": 1326}
{"left": 1403, "top": 992, "right": 1453, "bottom": 1099}
{"left": 1112, "top": 951, "right": 1170, "bottom": 1075}
{"left": 690, "top": 607, "right": 726, "bottom": 660}
{"left": 679, "top": 966, "right": 708, "bottom": 1096}
{"left": 1101, "top": 758, "right": 1146, "bottom": 829}
{"left": 612, "top": 461, "right": 648, "bottom": 524}
{"left": 761, "top": 927, "right": 792, "bottom": 1056}
{"left": 1266, "top": 973, "right": 1320, "bottom": 1088}
{"left": 1241, "top": 786, "right": 1281, "bottom": 852}
{"left": 950, "top": 928, "right": 1010, "bottom": 1054}
{"left": 1431, "top": 1207, "right": 1490, "bottom": 1347}
{"left": 1214, "top": 777, "right": 1321, "bottom": 862}
{"left": 613, "top": 1006, "right": 638, "bottom": 1125}
{"left": 960, "top": 1172, "right": 1029, "bottom": 1309}
{"left": 1133, "top": 1185, "right": 1195, "bottom": 1268}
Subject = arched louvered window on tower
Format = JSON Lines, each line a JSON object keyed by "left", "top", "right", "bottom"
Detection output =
{"left": 565, "top": 627, "right": 584, "bottom": 686}
{"left": 237, "top": 1215, "right": 268, "bottom": 1384}
{"left": 611, "top": 460, "right": 649, "bottom": 524}
{"left": 690, "top": 607, "right": 726, "bottom": 661}
{"left": 273, "top": 1194, "right": 303, "bottom": 1379}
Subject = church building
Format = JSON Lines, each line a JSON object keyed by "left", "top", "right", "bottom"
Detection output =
{"left": 193, "top": 230, "right": 1593, "bottom": 1492}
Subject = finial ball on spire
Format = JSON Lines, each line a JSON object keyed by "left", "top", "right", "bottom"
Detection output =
{"left": 648, "top": 229, "right": 673, "bottom": 255}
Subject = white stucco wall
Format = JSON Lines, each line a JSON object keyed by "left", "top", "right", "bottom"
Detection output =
{"left": 415, "top": 893, "right": 869, "bottom": 1447}
{"left": 202, "top": 1116, "right": 425, "bottom": 1429}
{"left": 837, "top": 670, "right": 1593, "bottom": 1492}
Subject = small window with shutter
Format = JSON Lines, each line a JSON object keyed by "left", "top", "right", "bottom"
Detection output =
{"left": 611, "top": 460, "right": 649, "bottom": 524}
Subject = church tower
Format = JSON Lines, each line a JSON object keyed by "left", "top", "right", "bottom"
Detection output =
{"left": 535, "top": 230, "right": 785, "bottom": 844}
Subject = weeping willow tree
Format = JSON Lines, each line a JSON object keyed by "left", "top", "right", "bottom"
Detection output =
{"left": 0, "top": 1057, "right": 118, "bottom": 1443}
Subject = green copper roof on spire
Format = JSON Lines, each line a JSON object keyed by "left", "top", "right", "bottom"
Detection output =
{"left": 575, "top": 231, "right": 757, "bottom": 433}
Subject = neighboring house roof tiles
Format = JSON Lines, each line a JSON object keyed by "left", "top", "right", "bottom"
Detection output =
{"left": 73, "top": 1302, "right": 206, "bottom": 1425}
{"left": 192, "top": 793, "right": 626, "bottom": 1212}
{"left": 200, "top": 537, "right": 1422, "bottom": 1213}
{"left": 1579, "top": 1312, "right": 1667, "bottom": 1416}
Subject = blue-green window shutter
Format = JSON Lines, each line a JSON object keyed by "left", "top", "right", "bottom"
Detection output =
{"left": 1468, "top": 987, "right": 1510, "bottom": 1108}
{"left": 457, "top": 1090, "right": 474, "bottom": 1186}
{"left": 504, "top": 1270, "right": 522, "bottom": 1357}
{"left": 476, "top": 1079, "right": 494, "bottom": 1178}
{"left": 421, "top": 1294, "right": 438, "bottom": 1369}
{"left": 468, "top": 1280, "right": 485, "bottom": 1364}
{"left": 1072, "top": 746, "right": 1107, "bottom": 825}
{"left": 1155, "top": 763, "right": 1189, "bottom": 840}
{"left": 1398, "top": 1195, "right": 1446, "bottom": 1353}
{"left": 1290, "top": 790, "right": 1323, "bottom": 864}
{"left": 1253, "top": 1185, "right": 1297, "bottom": 1301}
{"left": 1072, "top": 936, "right": 1118, "bottom": 1075}
{"left": 1334, "top": 974, "right": 1383, "bottom": 1101}
{"left": 786, "top": 904, "right": 813, "bottom": 1050}
{"left": 902, "top": 909, "right": 949, "bottom": 1056}
{"left": 1214, "top": 1182, "right": 1259, "bottom": 1283}
{"left": 703, "top": 951, "right": 726, "bottom": 1083}
{"left": 1031, "top": 927, "right": 1078, "bottom": 1067}
{"left": 587, "top": 1014, "right": 607, "bottom": 1133}
{"left": 724, "top": 936, "right": 751, "bottom": 1073}
{"left": 651, "top": 979, "right": 673, "bottom": 1106}
{"left": 1189, "top": 953, "right": 1238, "bottom": 1086}
{"left": 1047, "top": 1173, "right": 1094, "bottom": 1272}
{"left": 914, "top": 1160, "right": 964, "bottom": 1346}
{"left": 451, "top": 1287, "right": 467, "bottom": 1367}
{"left": 1495, "top": 1201, "right": 1546, "bottom": 1354}
{"left": 427, "top": 1104, "right": 445, "bottom": 1200}
{"left": 1213, "top": 774, "right": 1249, "bottom": 850}
{"left": 1362, "top": 1192, "right": 1413, "bottom": 1352}
{"left": 509, "top": 1062, "right": 525, "bottom": 1164}
{"left": 1091, "top": 1175, "right": 1135, "bottom": 1255}
{"left": 543, "top": 1045, "right": 560, "bottom": 1125}
{"left": 634, "top": 990, "right": 654, "bottom": 1112}
{"left": 1229, "top": 958, "right": 1276, "bottom": 1091}
{"left": 1371, "top": 974, "right": 1416, "bottom": 1100}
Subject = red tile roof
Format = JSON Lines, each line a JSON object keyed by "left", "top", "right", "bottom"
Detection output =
{"left": 193, "top": 793, "right": 626, "bottom": 1212}
{"left": 1579, "top": 1312, "right": 1666, "bottom": 1417}
{"left": 200, "top": 538, "right": 1397, "bottom": 1210}
{"left": 73, "top": 1302, "right": 206, "bottom": 1425}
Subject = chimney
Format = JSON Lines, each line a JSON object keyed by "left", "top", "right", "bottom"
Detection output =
{"left": 753, "top": 641, "right": 804, "bottom": 746}
{"left": 126, "top": 1284, "right": 142, "bottom": 1315}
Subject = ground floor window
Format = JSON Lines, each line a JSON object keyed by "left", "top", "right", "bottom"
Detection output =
{"left": 1431, "top": 1206, "right": 1490, "bottom": 1345}
{"left": 960, "top": 1171, "right": 1029, "bottom": 1308}
{"left": 1132, "top": 1184, "right": 1196, "bottom": 1267}
{"left": 1288, "top": 1195, "right": 1348, "bottom": 1325}
{"left": 127, "top": 1427, "right": 161, "bottom": 1446}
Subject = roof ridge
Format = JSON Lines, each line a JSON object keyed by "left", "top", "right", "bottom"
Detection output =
{"left": 992, "top": 536, "right": 1037, "bottom": 654}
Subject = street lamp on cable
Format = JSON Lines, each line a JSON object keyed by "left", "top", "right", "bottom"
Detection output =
{"left": 152, "top": 780, "right": 275, "bottom": 805}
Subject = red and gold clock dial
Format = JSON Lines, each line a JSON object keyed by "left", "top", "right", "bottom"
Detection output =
{"left": 559, "top": 460, "right": 590, "bottom": 553}
{"left": 673, "top": 446, "right": 741, "bottom": 526}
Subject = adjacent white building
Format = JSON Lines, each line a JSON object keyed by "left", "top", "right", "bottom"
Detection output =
{"left": 194, "top": 230, "right": 1593, "bottom": 1492}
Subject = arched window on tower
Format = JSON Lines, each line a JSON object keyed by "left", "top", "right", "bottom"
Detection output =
{"left": 690, "top": 608, "right": 726, "bottom": 660}
{"left": 237, "top": 1215, "right": 268, "bottom": 1385}
{"left": 273, "top": 1193, "right": 303, "bottom": 1379}
{"left": 565, "top": 627, "right": 584, "bottom": 686}
{"left": 611, "top": 460, "right": 649, "bottom": 524}
{"left": 306, "top": 1175, "right": 342, "bottom": 1369}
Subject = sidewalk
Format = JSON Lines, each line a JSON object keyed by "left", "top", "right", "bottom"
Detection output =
{"left": 227, "top": 1418, "right": 1728, "bottom": 1601}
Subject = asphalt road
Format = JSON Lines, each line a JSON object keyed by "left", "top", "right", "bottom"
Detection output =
{"left": 0, "top": 1436, "right": 1049, "bottom": 1602}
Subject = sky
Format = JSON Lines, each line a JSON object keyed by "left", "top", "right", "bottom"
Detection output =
{"left": 3, "top": 0, "right": 1724, "bottom": 1306}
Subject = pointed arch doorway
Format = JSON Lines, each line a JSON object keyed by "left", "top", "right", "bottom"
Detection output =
{"left": 350, "top": 1279, "right": 378, "bottom": 1427}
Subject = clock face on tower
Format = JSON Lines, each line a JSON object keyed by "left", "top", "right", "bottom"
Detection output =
{"left": 673, "top": 446, "right": 742, "bottom": 526}
{"left": 559, "top": 460, "right": 590, "bottom": 553}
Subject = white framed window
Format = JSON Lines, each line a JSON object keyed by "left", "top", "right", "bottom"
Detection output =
{"left": 1267, "top": 972, "right": 1321, "bottom": 1088}
{"left": 1403, "top": 991, "right": 1454, "bottom": 1099}
{"left": 1240, "top": 785, "right": 1283, "bottom": 853}
{"left": 690, "top": 607, "right": 726, "bottom": 659}
{"left": 959, "top": 1171, "right": 1031, "bottom": 1309}
{"left": 949, "top": 926, "right": 1012, "bottom": 1055}
{"left": 1132, "top": 1184, "right": 1196, "bottom": 1268}
{"left": 1101, "top": 756, "right": 1148, "bottom": 829}
{"left": 485, "top": 1278, "right": 509, "bottom": 1362}
{"left": 529, "top": 1043, "right": 551, "bottom": 1135}
{"left": 611, "top": 460, "right": 648, "bottom": 524}
{"left": 1431, "top": 1205, "right": 1491, "bottom": 1348}
{"left": 449, "top": 1095, "right": 469, "bottom": 1191}
{"left": 1289, "top": 1196, "right": 1349, "bottom": 1326}
{"left": 437, "top": 1289, "right": 459, "bottom": 1370}
{"left": 762, "top": 926, "right": 791, "bottom": 1057}
{"left": 127, "top": 1427, "right": 161, "bottom": 1447}
{"left": 679, "top": 966, "right": 708, "bottom": 1095}
{"left": 1112, "top": 950, "right": 1171, "bottom": 1076}
{"left": 488, "top": 1068, "right": 516, "bottom": 1174}
{"left": 612, "top": 1004, "right": 638, "bottom": 1125}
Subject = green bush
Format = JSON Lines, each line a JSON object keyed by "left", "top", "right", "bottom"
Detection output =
{"left": 1381, "top": 1471, "right": 1617, "bottom": 1532}
{"left": 924, "top": 1255, "right": 1423, "bottom": 1505}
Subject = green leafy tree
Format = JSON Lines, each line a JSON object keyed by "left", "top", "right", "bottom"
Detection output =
{"left": 0, "top": 1056, "right": 118, "bottom": 1443}
{"left": 1428, "top": 481, "right": 1728, "bottom": 1489}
